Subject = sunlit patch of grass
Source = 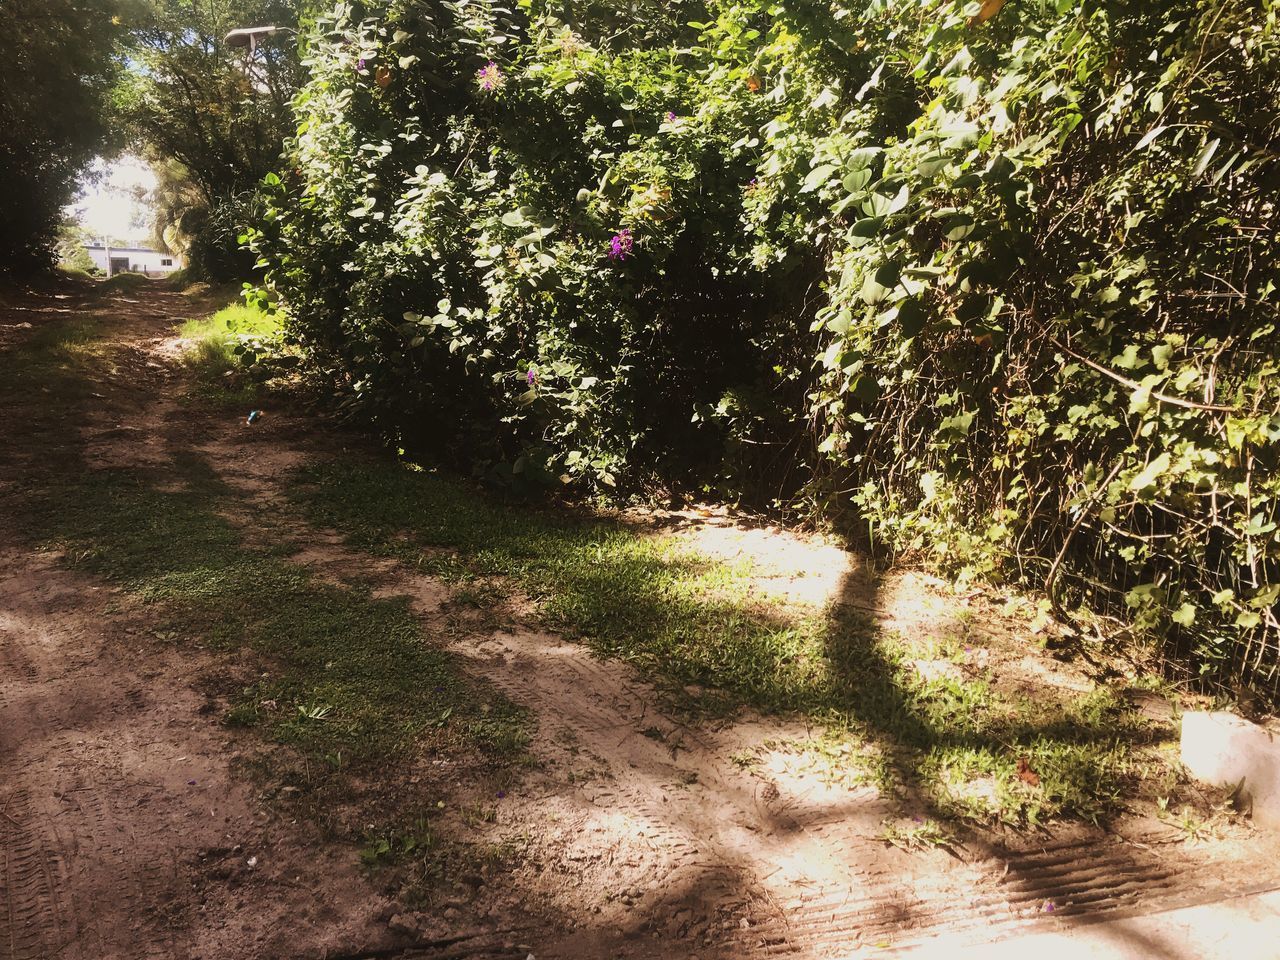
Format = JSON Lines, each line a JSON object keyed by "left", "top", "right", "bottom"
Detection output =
{"left": 180, "top": 302, "right": 279, "bottom": 341}
{"left": 177, "top": 301, "right": 282, "bottom": 407}
{"left": 179, "top": 302, "right": 278, "bottom": 376}
{"left": 297, "top": 459, "right": 1176, "bottom": 825}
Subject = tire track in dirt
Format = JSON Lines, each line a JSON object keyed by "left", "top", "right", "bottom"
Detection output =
{"left": 0, "top": 789, "right": 64, "bottom": 960}
{"left": 13, "top": 282, "right": 1273, "bottom": 959}
{"left": 0, "top": 284, "right": 412, "bottom": 960}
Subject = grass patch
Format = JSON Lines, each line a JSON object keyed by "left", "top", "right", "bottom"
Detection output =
{"left": 20, "top": 448, "right": 527, "bottom": 777}
{"left": 102, "top": 272, "right": 155, "bottom": 292}
{"left": 179, "top": 302, "right": 279, "bottom": 377}
{"left": 179, "top": 301, "right": 279, "bottom": 342}
{"left": 177, "top": 301, "right": 282, "bottom": 407}
{"left": 1, "top": 293, "right": 528, "bottom": 823}
{"left": 298, "top": 459, "right": 1171, "bottom": 825}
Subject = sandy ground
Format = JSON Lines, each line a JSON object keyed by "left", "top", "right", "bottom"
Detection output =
{"left": 2, "top": 279, "right": 1279, "bottom": 960}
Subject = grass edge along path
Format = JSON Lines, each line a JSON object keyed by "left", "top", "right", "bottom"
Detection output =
{"left": 297, "top": 458, "right": 1180, "bottom": 827}
{"left": 0, "top": 286, "right": 531, "bottom": 891}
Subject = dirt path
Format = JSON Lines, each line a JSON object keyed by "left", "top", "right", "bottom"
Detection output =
{"left": 3, "top": 280, "right": 1279, "bottom": 960}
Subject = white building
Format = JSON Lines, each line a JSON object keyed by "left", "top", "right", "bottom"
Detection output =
{"left": 84, "top": 243, "right": 184, "bottom": 277}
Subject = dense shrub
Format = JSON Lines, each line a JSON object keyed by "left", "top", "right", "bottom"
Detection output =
{"left": 256, "top": 0, "right": 1280, "bottom": 698}
{"left": 251, "top": 0, "right": 823, "bottom": 499}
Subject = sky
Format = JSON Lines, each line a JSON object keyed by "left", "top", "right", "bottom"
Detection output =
{"left": 68, "top": 156, "right": 156, "bottom": 245}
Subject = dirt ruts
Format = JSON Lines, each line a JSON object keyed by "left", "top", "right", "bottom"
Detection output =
{"left": 3, "top": 279, "right": 1279, "bottom": 960}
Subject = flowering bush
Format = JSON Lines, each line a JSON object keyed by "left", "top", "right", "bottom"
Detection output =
{"left": 251, "top": 0, "right": 819, "bottom": 499}
{"left": 254, "top": 0, "right": 1280, "bottom": 700}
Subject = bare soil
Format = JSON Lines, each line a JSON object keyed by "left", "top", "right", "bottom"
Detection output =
{"left": 3, "top": 279, "right": 1278, "bottom": 960}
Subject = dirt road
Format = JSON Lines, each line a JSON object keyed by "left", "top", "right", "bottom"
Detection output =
{"left": 2, "top": 279, "right": 1277, "bottom": 960}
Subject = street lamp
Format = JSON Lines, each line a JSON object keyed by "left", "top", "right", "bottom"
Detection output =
{"left": 224, "top": 25, "right": 297, "bottom": 54}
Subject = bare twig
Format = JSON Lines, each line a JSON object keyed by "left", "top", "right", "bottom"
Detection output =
{"left": 1050, "top": 337, "right": 1239, "bottom": 412}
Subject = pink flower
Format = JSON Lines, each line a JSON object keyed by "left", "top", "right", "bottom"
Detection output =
{"left": 476, "top": 61, "right": 505, "bottom": 93}
{"left": 608, "top": 228, "right": 634, "bottom": 261}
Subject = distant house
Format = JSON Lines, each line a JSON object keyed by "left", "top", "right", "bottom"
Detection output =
{"left": 84, "top": 243, "right": 184, "bottom": 278}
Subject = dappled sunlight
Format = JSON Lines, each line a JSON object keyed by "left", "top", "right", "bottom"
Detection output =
{"left": 670, "top": 516, "right": 856, "bottom": 609}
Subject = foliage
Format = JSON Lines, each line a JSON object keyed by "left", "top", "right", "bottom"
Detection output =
{"left": 0, "top": 0, "right": 124, "bottom": 274}
{"left": 256, "top": 0, "right": 1280, "bottom": 699}
{"left": 56, "top": 223, "right": 103, "bottom": 275}
{"left": 251, "top": 0, "right": 821, "bottom": 499}
{"left": 117, "top": 0, "right": 308, "bottom": 278}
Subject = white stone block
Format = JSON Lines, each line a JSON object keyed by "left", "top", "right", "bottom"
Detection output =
{"left": 1180, "top": 710, "right": 1280, "bottom": 828}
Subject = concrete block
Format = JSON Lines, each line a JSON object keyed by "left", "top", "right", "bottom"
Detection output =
{"left": 1180, "top": 710, "right": 1280, "bottom": 828}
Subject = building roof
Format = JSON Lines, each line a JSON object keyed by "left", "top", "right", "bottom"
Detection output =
{"left": 85, "top": 244, "right": 174, "bottom": 255}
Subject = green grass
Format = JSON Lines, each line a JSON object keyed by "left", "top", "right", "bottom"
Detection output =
{"left": 180, "top": 302, "right": 279, "bottom": 341}
{"left": 27, "top": 470, "right": 527, "bottom": 765}
{"left": 102, "top": 271, "right": 154, "bottom": 291}
{"left": 1, "top": 294, "right": 528, "bottom": 801}
{"left": 177, "top": 301, "right": 282, "bottom": 406}
{"left": 180, "top": 302, "right": 279, "bottom": 375}
{"left": 298, "top": 460, "right": 1171, "bottom": 825}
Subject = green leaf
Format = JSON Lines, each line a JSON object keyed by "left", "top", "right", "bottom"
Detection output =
{"left": 501, "top": 208, "right": 531, "bottom": 228}
{"left": 1134, "top": 125, "right": 1167, "bottom": 150}
{"left": 860, "top": 262, "right": 901, "bottom": 304}
{"left": 943, "top": 213, "right": 976, "bottom": 241}
{"left": 1236, "top": 610, "right": 1262, "bottom": 630}
{"left": 842, "top": 168, "right": 872, "bottom": 192}
{"left": 801, "top": 164, "right": 837, "bottom": 193}
{"left": 1192, "top": 137, "right": 1220, "bottom": 178}
{"left": 850, "top": 216, "right": 884, "bottom": 238}
{"left": 1171, "top": 603, "right": 1196, "bottom": 627}
{"left": 897, "top": 298, "right": 926, "bottom": 338}
{"left": 1129, "top": 452, "right": 1171, "bottom": 492}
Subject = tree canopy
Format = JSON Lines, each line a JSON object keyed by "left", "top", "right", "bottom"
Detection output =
{"left": 0, "top": 0, "right": 123, "bottom": 273}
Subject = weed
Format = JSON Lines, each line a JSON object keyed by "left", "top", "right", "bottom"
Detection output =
{"left": 1156, "top": 793, "right": 1239, "bottom": 844}
{"left": 879, "top": 817, "right": 955, "bottom": 854}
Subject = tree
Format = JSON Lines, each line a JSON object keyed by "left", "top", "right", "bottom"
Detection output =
{"left": 116, "top": 0, "right": 306, "bottom": 277}
{"left": 0, "top": 0, "right": 123, "bottom": 275}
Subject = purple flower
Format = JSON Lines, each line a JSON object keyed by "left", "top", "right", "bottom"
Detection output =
{"left": 666, "top": 111, "right": 677, "bottom": 122}
{"left": 476, "top": 61, "right": 505, "bottom": 93}
{"left": 1043, "top": 901, "right": 1055, "bottom": 913}
{"left": 357, "top": 57, "right": 366, "bottom": 71}
{"left": 497, "top": 790, "right": 507, "bottom": 799}
{"left": 608, "top": 228, "right": 634, "bottom": 262}
{"left": 526, "top": 368, "right": 536, "bottom": 385}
